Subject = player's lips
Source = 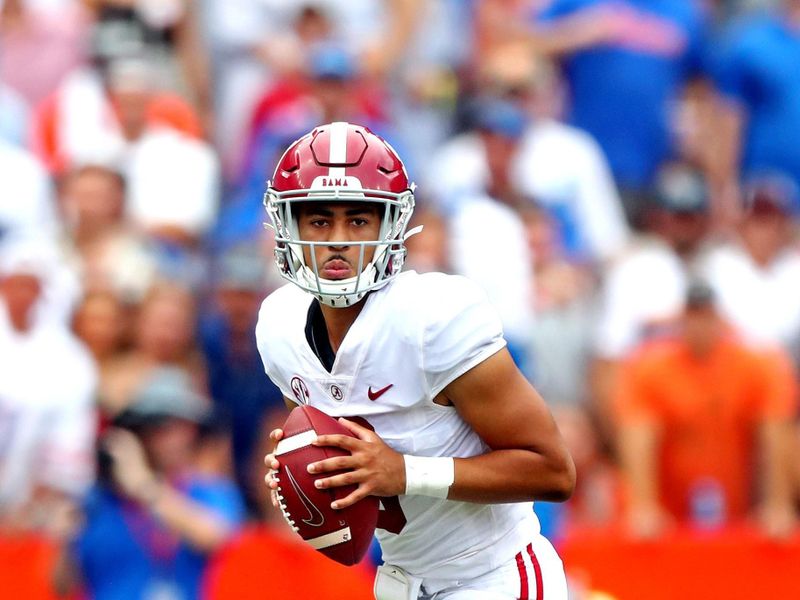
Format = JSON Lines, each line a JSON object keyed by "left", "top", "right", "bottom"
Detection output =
{"left": 321, "top": 259, "right": 352, "bottom": 279}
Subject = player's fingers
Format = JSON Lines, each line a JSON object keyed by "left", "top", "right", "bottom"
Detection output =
{"left": 314, "top": 469, "right": 361, "bottom": 490}
{"left": 313, "top": 433, "right": 359, "bottom": 451}
{"left": 331, "top": 487, "right": 369, "bottom": 510}
{"left": 263, "top": 453, "right": 280, "bottom": 470}
{"left": 264, "top": 467, "right": 281, "bottom": 487}
{"left": 307, "top": 455, "right": 357, "bottom": 474}
{"left": 269, "top": 428, "right": 284, "bottom": 443}
{"left": 337, "top": 417, "right": 376, "bottom": 441}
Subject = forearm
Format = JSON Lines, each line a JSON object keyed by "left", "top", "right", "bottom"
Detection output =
{"left": 381, "top": 0, "right": 423, "bottom": 62}
{"left": 147, "top": 484, "right": 234, "bottom": 552}
{"left": 52, "top": 545, "right": 82, "bottom": 598}
{"left": 529, "top": 11, "right": 616, "bottom": 56}
{"left": 619, "top": 424, "right": 661, "bottom": 509}
{"left": 447, "top": 448, "right": 575, "bottom": 504}
{"left": 174, "top": 0, "right": 212, "bottom": 121}
{"left": 760, "top": 420, "right": 795, "bottom": 509}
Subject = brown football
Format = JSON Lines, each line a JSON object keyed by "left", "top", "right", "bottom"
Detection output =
{"left": 273, "top": 405, "right": 379, "bottom": 566}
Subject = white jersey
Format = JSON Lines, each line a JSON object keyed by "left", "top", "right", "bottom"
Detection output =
{"left": 256, "top": 271, "right": 541, "bottom": 580}
{"left": 0, "top": 312, "right": 97, "bottom": 508}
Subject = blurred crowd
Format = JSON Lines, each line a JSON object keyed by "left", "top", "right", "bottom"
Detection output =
{"left": 2, "top": 0, "right": 800, "bottom": 598}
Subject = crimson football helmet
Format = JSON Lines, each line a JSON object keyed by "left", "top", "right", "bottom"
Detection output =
{"left": 264, "top": 122, "right": 417, "bottom": 307}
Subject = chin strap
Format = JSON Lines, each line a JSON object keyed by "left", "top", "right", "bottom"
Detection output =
{"left": 403, "top": 225, "right": 424, "bottom": 241}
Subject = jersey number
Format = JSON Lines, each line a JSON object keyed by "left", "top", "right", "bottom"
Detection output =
{"left": 345, "top": 416, "right": 407, "bottom": 534}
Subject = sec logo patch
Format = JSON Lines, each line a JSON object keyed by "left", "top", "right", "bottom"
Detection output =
{"left": 291, "top": 376, "right": 310, "bottom": 404}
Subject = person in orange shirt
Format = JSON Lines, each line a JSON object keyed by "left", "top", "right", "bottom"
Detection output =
{"left": 31, "top": 55, "right": 203, "bottom": 176}
{"left": 615, "top": 281, "right": 798, "bottom": 539}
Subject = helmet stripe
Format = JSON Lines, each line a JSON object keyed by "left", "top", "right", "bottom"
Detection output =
{"left": 328, "top": 121, "right": 348, "bottom": 181}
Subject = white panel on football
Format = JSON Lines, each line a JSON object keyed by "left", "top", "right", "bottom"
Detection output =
{"left": 275, "top": 430, "right": 318, "bottom": 456}
{"left": 306, "top": 527, "right": 353, "bottom": 550}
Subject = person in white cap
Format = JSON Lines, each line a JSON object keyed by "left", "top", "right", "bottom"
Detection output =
{"left": 0, "top": 240, "right": 97, "bottom": 534}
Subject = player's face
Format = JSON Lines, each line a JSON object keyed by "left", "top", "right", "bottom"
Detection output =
{"left": 296, "top": 202, "right": 382, "bottom": 280}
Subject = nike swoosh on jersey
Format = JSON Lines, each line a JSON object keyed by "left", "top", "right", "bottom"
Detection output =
{"left": 285, "top": 465, "right": 325, "bottom": 527}
{"left": 367, "top": 384, "right": 394, "bottom": 401}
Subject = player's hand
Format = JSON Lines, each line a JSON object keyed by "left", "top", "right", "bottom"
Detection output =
{"left": 309, "top": 418, "right": 405, "bottom": 510}
{"left": 263, "top": 428, "right": 284, "bottom": 509}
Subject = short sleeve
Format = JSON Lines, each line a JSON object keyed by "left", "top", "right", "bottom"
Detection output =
{"left": 422, "top": 275, "right": 506, "bottom": 397}
{"left": 255, "top": 296, "right": 295, "bottom": 401}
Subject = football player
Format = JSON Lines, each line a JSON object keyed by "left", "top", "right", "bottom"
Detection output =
{"left": 258, "top": 122, "right": 575, "bottom": 599}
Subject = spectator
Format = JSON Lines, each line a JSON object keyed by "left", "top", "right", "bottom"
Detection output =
{"left": 30, "top": 54, "right": 203, "bottom": 175}
{"left": 445, "top": 100, "right": 535, "bottom": 368}
{"left": 0, "top": 0, "right": 90, "bottom": 106}
{"left": 56, "top": 367, "right": 245, "bottom": 600}
{"left": 0, "top": 139, "right": 58, "bottom": 243}
{"left": 60, "top": 164, "right": 157, "bottom": 304}
{"left": 125, "top": 126, "right": 220, "bottom": 250}
{"left": 102, "top": 283, "right": 206, "bottom": 417}
{"left": 524, "top": 208, "right": 596, "bottom": 408}
{"left": 203, "top": 0, "right": 421, "bottom": 177}
{"left": 84, "top": 0, "right": 213, "bottom": 129}
{"left": 383, "top": 0, "right": 471, "bottom": 171}
{"left": 427, "top": 64, "right": 629, "bottom": 265}
{"left": 0, "top": 241, "right": 97, "bottom": 534}
{"left": 699, "top": 175, "right": 800, "bottom": 355}
{"left": 217, "top": 42, "right": 393, "bottom": 250}
{"left": 199, "top": 247, "right": 284, "bottom": 512}
{"left": 615, "top": 282, "right": 798, "bottom": 539}
{"left": 31, "top": 49, "right": 220, "bottom": 255}
{"left": 403, "top": 208, "right": 449, "bottom": 273}
{"left": 74, "top": 291, "right": 129, "bottom": 360}
{"left": 200, "top": 1, "right": 334, "bottom": 175}
{"left": 73, "top": 290, "right": 131, "bottom": 423}
{"left": 592, "top": 163, "right": 711, "bottom": 431}
{"left": 0, "top": 80, "right": 30, "bottom": 146}
{"left": 538, "top": 0, "right": 711, "bottom": 226}
{"left": 711, "top": 1, "right": 800, "bottom": 218}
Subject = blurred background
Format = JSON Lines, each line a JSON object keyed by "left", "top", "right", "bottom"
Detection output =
{"left": 1, "top": 0, "right": 800, "bottom": 598}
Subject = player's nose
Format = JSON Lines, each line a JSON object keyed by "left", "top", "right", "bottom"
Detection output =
{"left": 327, "top": 220, "right": 351, "bottom": 248}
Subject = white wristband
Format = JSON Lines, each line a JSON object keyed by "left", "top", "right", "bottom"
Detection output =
{"left": 403, "top": 455, "right": 455, "bottom": 498}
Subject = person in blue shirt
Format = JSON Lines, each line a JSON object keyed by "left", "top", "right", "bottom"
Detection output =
{"left": 56, "top": 368, "right": 246, "bottom": 600}
{"left": 537, "top": 0, "right": 710, "bottom": 225}
{"left": 711, "top": 1, "right": 800, "bottom": 216}
{"left": 200, "top": 247, "right": 286, "bottom": 514}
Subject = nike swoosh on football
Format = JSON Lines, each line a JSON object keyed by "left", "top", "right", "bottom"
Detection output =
{"left": 285, "top": 465, "right": 325, "bottom": 527}
{"left": 368, "top": 384, "right": 394, "bottom": 401}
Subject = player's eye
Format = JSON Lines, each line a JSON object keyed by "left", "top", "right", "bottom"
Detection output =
{"left": 351, "top": 218, "right": 369, "bottom": 227}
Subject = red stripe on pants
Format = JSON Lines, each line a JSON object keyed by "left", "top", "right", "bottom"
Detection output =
{"left": 516, "top": 551, "right": 529, "bottom": 599}
{"left": 527, "top": 542, "right": 544, "bottom": 600}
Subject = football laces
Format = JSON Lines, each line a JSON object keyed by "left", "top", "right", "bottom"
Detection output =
{"left": 271, "top": 469, "right": 298, "bottom": 533}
